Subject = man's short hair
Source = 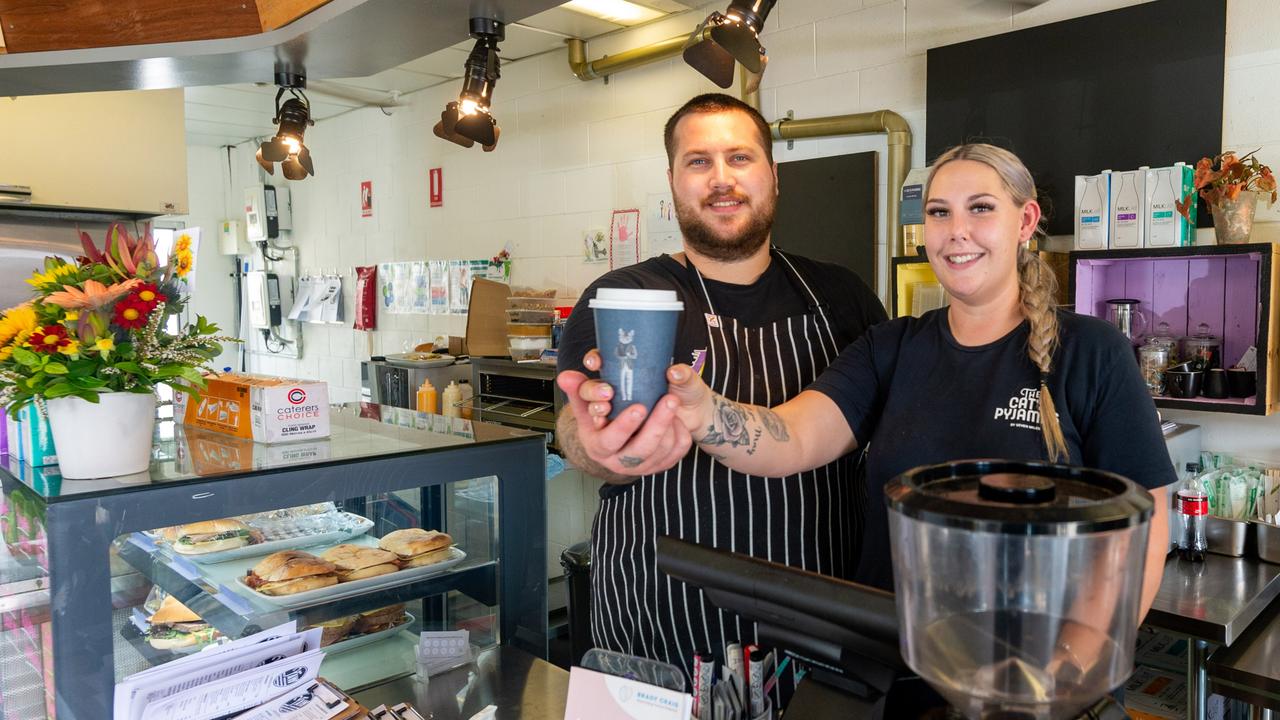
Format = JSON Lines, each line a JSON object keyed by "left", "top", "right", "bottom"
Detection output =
{"left": 663, "top": 93, "right": 774, "bottom": 168}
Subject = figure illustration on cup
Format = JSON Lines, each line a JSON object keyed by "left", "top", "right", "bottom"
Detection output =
{"left": 590, "top": 288, "right": 683, "bottom": 420}
{"left": 616, "top": 328, "right": 638, "bottom": 403}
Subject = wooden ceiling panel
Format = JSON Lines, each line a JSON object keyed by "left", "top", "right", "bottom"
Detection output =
{"left": 0, "top": 0, "right": 263, "bottom": 53}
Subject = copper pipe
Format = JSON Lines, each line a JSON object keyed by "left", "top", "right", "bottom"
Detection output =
{"left": 565, "top": 32, "right": 708, "bottom": 82}
{"left": 771, "top": 110, "right": 913, "bottom": 259}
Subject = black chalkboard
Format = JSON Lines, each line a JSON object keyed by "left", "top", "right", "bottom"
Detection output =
{"left": 773, "top": 151, "right": 878, "bottom": 291}
{"left": 926, "top": 0, "right": 1225, "bottom": 236}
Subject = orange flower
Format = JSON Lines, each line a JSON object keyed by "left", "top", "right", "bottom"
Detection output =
{"left": 44, "top": 278, "right": 141, "bottom": 310}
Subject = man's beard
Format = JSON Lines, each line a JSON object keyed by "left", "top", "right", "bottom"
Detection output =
{"left": 674, "top": 191, "right": 776, "bottom": 262}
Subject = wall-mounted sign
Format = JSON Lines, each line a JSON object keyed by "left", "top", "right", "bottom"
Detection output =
{"left": 429, "top": 167, "right": 443, "bottom": 208}
{"left": 360, "top": 180, "right": 373, "bottom": 218}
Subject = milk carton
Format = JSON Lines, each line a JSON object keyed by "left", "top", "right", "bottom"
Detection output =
{"left": 16, "top": 405, "right": 58, "bottom": 467}
{"left": 1075, "top": 172, "right": 1111, "bottom": 250}
{"left": 1145, "top": 163, "right": 1196, "bottom": 247}
{"left": 1110, "top": 168, "right": 1146, "bottom": 249}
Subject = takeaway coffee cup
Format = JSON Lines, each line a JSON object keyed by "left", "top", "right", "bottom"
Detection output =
{"left": 589, "top": 288, "right": 684, "bottom": 420}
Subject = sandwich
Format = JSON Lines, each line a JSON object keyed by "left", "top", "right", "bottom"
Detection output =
{"left": 320, "top": 544, "right": 401, "bottom": 582}
{"left": 244, "top": 550, "right": 339, "bottom": 595}
{"left": 147, "top": 596, "right": 217, "bottom": 650}
{"left": 171, "top": 518, "right": 262, "bottom": 555}
{"left": 351, "top": 604, "right": 407, "bottom": 635}
{"left": 378, "top": 529, "right": 454, "bottom": 568}
{"left": 313, "top": 615, "right": 357, "bottom": 647}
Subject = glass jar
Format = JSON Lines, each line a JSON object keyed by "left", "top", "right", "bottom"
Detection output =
{"left": 1142, "top": 322, "right": 1180, "bottom": 364}
{"left": 1138, "top": 342, "right": 1171, "bottom": 396}
{"left": 1180, "top": 323, "right": 1222, "bottom": 370}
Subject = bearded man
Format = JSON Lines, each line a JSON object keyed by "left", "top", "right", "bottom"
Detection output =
{"left": 555, "top": 93, "right": 886, "bottom": 685}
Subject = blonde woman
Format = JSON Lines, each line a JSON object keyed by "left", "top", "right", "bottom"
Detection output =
{"left": 567, "top": 143, "right": 1172, "bottom": 617}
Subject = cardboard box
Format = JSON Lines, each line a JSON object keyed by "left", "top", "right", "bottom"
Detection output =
{"left": 464, "top": 278, "right": 512, "bottom": 357}
{"left": 177, "top": 373, "right": 330, "bottom": 444}
{"left": 1145, "top": 163, "right": 1196, "bottom": 247}
{"left": 16, "top": 405, "right": 58, "bottom": 468}
{"left": 1075, "top": 171, "right": 1111, "bottom": 249}
{"left": 447, "top": 335, "right": 468, "bottom": 356}
{"left": 1110, "top": 168, "right": 1146, "bottom": 249}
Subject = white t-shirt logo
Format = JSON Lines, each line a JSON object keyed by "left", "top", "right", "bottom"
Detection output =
{"left": 993, "top": 386, "right": 1042, "bottom": 431}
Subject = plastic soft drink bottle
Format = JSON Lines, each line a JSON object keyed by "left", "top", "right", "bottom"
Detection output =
{"left": 1177, "top": 463, "right": 1208, "bottom": 562}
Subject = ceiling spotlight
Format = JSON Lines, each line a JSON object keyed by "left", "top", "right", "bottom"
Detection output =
{"left": 257, "top": 72, "right": 316, "bottom": 180}
{"left": 434, "top": 18, "right": 504, "bottom": 152}
{"left": 683, "top": 0, "right": 777, "bottom": 89}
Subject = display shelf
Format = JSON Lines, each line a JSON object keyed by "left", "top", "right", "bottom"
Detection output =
{"left": 114, "top": 534, "right": 499, "bottom": 635}
{"left": 320, "top": 631, "right": 419, "bottom": 694}
{"left": 1068, "top": 243, "right": 1279, "bottom": 415}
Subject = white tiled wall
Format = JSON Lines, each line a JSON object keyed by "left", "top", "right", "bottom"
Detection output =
{"left": 190, "top": 0, "right": 1280, "bottom": 570}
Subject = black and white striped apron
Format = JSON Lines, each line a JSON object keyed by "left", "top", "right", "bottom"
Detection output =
{"left": 589, "top": 248, "right": 862, "bottom": 692}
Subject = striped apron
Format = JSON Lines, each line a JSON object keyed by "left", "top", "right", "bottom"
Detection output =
{"left": 588, "top": 248, "right": 862, "bottom": 694}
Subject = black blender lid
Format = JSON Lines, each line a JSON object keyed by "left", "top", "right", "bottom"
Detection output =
{"left": 885, "top": 459, "right": 1153, "bottom": 535}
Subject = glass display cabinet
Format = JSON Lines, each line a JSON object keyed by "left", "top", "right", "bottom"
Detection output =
{"left": 0, "top": 403, "right": 547, "bottom": 719}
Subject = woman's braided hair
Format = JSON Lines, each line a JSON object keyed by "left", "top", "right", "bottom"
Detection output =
{"left": 927, "top": 143, "right": 1069, "bottom": 462}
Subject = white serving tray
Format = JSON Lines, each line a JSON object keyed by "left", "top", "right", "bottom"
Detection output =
{"left": 323, "top": 612, "right": 415, "bottom": 656}
{"left": 175, "top": 513, "right": 375, "bottom": 565}
{"left": 234, "top": 542, "right": 467, "bottom": 610}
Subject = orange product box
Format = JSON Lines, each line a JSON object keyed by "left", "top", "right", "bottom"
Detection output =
{"left": 176, "top": 373, "right": 330, "bottom": 444}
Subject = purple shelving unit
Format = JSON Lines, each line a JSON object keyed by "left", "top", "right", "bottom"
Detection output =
{"left": 1068, "top": 243, "right": 1277, "bottom": 415}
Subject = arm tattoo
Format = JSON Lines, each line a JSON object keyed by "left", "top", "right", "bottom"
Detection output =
{"left": 619, "top": 455, "right": 644, "bottom": 468}
{"left": 758, "top": 406, "right": 790, "bottom": 442}
{"left": 700, "top": 396, "right": 778, "bottom": 455}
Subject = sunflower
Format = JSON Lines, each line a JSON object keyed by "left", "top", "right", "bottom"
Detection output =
{"left": 174, "top": 233, "right": 192, "bottom": 254}
{"left": 26, "top": 262, "right": 79, "bottom": 288}
{"left": 0, "top": 304, "right": 37, "bottom": 355}
{"left": 174, "top": 248, "right": 194, "bottom": 278}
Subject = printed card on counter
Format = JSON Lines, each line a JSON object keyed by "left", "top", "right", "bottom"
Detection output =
{"left": 563, "top": 666, "right": 693, "bottom": 720}
{"left": 139, "top": 649, "right": 324, "bottom": 720}
{"left": 231, "top": 678, "right": 365, "bottom": 720}
{"left": 113, "top": 622, "right": 321, "bottom": 720}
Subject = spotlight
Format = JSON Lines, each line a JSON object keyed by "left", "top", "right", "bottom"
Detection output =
{"left": 257, "top": 72, "right": 316, "bottom": 180}
{"left": 682, "top": 0, "right": 777, "bottom": 89}
{"left": 434, "top": 18, "right": 504, "bottom": 152}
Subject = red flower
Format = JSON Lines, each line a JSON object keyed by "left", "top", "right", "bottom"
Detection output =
{"left": 29, "top": 325, "right": 70, "bottom": 354}
{"left": 130, "top": 283, "right": 167, "bottom": 312}
{"left": 113, "top": 298, "right": 150, "bottom": 329}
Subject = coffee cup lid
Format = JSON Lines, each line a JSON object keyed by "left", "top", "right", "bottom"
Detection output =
{"left": 589, "top": 288, "right": 684, "bottom": 311}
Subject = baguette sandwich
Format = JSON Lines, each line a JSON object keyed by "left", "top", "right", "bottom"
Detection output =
{"left": 147, "top": 596, "right": 216, "bottom": 650}
{"left": 244, "top": 550, "right": 339, "bottom": 595}
{"left": 320, "top": 544, "right": 401, "bottom": 582}
{"left": 172, "top": 518, "right": 262, "bottom": 555}
{"left": 351, "top": 604, "right": 407, "bottom": 635}
{"left": 377, "top": 529, "right": 454, "bottom": 569}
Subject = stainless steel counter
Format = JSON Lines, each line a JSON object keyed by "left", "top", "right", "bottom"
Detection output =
{"left": 1208, "top": 601, "right": 1280, "bottom": 712}
{"left": 1145, "top": 553, "right": 1280, "bottom": 645}
{"left": 354, "top": 647, "right": 568, "bottom": 719}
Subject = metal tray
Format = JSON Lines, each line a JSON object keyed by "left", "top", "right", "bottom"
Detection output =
{"left": 1206, "top": 515, "right": 1251, "bottom": 557}
{"left": 323, "top": 611, "right": 414, "bottom": 656}
{"left": 174, "top": 513, "right": 375, "bottom": 565}
{"left": 1256, "top": 521, "right": 1280, "bottom": 564}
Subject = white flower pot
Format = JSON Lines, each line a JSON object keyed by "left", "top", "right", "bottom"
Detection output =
{"left": 45, "top": 391, "right": 156, "bottom": 479}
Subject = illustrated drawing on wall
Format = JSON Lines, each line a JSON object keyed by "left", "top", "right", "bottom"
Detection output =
{"left": 360, "top": 181, "right": 373, "bottom": 218}
{"left": 616, "top": 328, "right": 637, "bottom": 403}
{"left": 610, "top": 209, "right": 641, "bottom": 270}
{"left": 583, "top": 228, "right": 608, "bottom": 263}
{"left": 645, "top": 192, "right": 681, "bottom": 259}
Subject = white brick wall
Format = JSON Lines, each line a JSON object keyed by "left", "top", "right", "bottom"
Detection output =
{"left": 191, "top": 0, "right": 1280, "bottom": 566}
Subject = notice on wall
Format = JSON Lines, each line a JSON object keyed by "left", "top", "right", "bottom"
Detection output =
{"left": 360, "top": 181, "right": 373, "bottom": 218}
{"left": 429, "top": 168, "right": 443, "bottom": 208}
{"left": 609, "top": 209, "right": 640, "bottom": 270}
{"left": 583, "top": 227, "right": 608, "bottom": 264}
{"left": 429, "top": 260, "right": 449, "bottom": 315}
{"left": 645, "top": 192, "right": 681, "bottom": 259}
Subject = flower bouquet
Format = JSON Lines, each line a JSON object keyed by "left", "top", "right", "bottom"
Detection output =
{"left": 1177, "top": 150, "right": 1278, "bottom": 244}
{"left": 0, "top": 224, "right": 236, "bottom": 478}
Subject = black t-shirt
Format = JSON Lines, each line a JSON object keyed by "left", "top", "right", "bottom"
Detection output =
{"left": 558, "top": 253, "right": 886, "bottom": 377}
{"left": 809, "top": 308, "right": 1178, "bottom": 591}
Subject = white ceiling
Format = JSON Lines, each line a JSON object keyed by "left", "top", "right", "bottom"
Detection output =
{"left": 185, "top": 2, "right": 692, "bottom": 147}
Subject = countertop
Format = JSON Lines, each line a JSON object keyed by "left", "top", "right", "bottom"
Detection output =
{"left": 1144, "top": 552, "right": 1280, "bottom": 645}
{"left": 353, "top": 646, "right": 568, "bottom": 719}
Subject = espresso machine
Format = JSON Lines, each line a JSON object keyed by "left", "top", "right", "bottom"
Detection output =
{"left": 657, "top": 459, "right": 1155, "bottom": 720}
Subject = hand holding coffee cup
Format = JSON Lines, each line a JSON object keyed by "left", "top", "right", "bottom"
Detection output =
{"left": 589, "top": 288, "right": 684, "bottom": 420}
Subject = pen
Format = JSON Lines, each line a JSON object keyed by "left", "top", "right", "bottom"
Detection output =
{"left": 762, "top": 655, "right": 790, "bottom": 696}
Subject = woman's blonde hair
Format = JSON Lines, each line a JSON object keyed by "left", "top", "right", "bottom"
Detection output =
{"left": 926, "top": 143, "right": 1068, "bottom": 462}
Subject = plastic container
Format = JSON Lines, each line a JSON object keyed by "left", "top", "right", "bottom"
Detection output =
{"left": 506, "top": 309, "right": 556, "bottom": 324}
{"left": 509, "top": 335, "right": 552, "bottom": 350}
{"left": 507, "top": 297, "right": 555, "bottom": 311}
{"left": 507, "top": 322, "right": 552, "bottom": 337}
